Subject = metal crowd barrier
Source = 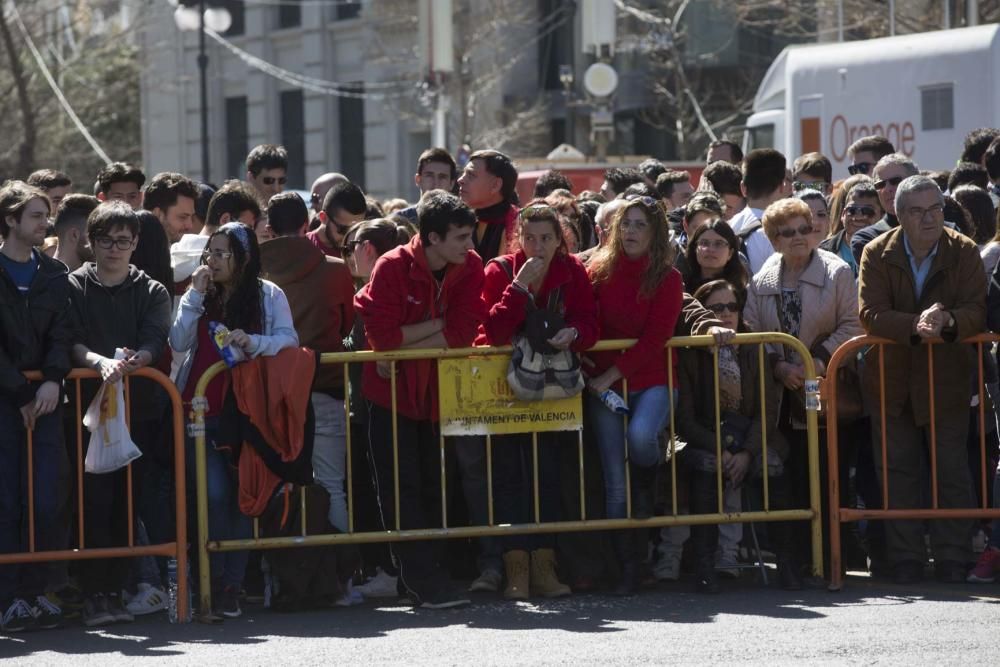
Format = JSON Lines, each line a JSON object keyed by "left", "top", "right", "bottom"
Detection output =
{"left": 192, "top": 333, "right": 823, "bottom": 616}
{"left": 824, "top": 333, "right": 1000, "bottom": 591}
{"left": 0, "top": 368, "right": 189, "bottom": 621}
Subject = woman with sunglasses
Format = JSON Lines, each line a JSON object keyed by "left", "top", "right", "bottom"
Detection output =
{"left": 744, "top": 198, "right": 862, "bottom": 578}
{"left": 683, "top": 219, "right": 748, "bottom": 295}
{"left": 170, "top": 222, "right": 298, "bottom": 618}
{"left": 586, "top": 194, "right": 683, "bottom": 595}
{"left": 676, "top": 280, "right": 797, "bottom": 592}
{"left": 339, "top": 219, "right": 412, "bottom": 599}
{"left": 477, "top": 200, "right": 599, "bottom": 600}
{"left": 820, "top": 179, "right": 882, "bottom": 278}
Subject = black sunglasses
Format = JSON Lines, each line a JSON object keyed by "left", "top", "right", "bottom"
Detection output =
{"left": 847, "top": 162, "right": 874, "bottom": 176}
{"left": 707, "top": 301, "right": 740, "bottom": 314}
{"left": 261, "top": 176, "right": 288, "bottom": 186}
{"left": 844, "top": 204, "right": 877, "bottom": 217}
{"left": 342, "top": 239, "right": 362, "bottom": 257}
{"left": 775, "top": 223, "right": 817, "bottom": 239}
{"left": 874, "top": 176, "right": 905, "bottom": 191}
{"left": 625, "top": 195, "right": 659, "bottom": 208}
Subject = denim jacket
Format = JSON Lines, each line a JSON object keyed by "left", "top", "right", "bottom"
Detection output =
{"left": 170, "top": 279, "right": 299, "bottom": 395}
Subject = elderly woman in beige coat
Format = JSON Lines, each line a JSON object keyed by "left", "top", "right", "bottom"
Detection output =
{"left": 744, "top": 197, "right": 863, "bottom": 577}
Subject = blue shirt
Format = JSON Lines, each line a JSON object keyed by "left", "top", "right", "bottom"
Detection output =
{"left": 0, "top": 249, "right": 39, "bottom": 294}
{"left": 903, "top": 234, "right": 938, "bottom": 301}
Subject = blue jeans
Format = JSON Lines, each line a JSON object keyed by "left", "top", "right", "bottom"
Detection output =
{"left": 589, "top": 386, "right": 673, "bottom": 520}
{"left": 186, "top": 418, "right": 250, "bottom": 591}
{"left": 0, "top": 400, "right": 67, "bottom": 604}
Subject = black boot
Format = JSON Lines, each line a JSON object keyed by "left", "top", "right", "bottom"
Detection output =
{"left": 630, "top": 464, "right": 656, "bottom": 520}
{"left": 611, "top": 531, "right": 638, "bottom": 596}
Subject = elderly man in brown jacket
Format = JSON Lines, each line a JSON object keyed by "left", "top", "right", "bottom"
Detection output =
{"left": 858, "top": 174, "right": 985, "bottom": 585}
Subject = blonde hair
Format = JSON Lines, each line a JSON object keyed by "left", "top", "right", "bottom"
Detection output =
{"left": 762, "top": 198, "right": 812, "bottom": 242}
{"left": 588, "top": 198, "right": 676, "bottom": 297}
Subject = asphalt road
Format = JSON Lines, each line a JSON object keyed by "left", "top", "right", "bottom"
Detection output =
{"left": 3, "top": 575, "right": 998, "bottom": 665}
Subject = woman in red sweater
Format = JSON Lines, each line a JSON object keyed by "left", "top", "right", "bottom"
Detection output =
{"left": 479, "top": 200, "right": 599, "bottom": 601}
{"left": 586, "top": 194, "right": 684, "bottom": 594}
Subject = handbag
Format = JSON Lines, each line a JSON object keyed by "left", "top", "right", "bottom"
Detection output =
{"left": 492, "top": 258, "right": 585, "bottom": 402}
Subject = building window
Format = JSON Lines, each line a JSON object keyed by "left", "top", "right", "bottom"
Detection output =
{"left": 278, "top": 0, "right": 301, "bottom": 29}
{"left": 222, "top": 1, "right": 245, "bottom": 36}
{"left": 339, "top": 84, "right": 365, "bottom": 186}
{"left": 225, "top": 96, "right": 248, "bottom": 179}
{"left": 280, "top": 90, "right": 305, "bottom": 189}
{"left": 336, "top": 1, "right": 361, "bottom": 20}
{"left": 921, "top": 84, "right": 954, "bottom": 131}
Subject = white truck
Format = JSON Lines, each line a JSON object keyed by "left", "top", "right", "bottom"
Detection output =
{"left": 743, "top": 24, "right": 1000, "bottom": 176}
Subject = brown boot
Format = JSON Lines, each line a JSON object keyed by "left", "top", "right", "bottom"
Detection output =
{"left": 530, "top": 548, "right": 571, "bottom": 598}
{"left": 503, "top": 550, "right": 530, "bottom": 600}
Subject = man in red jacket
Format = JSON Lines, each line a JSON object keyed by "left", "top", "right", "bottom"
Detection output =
{"left": 354, "top": 190, "right": 486, "bottom": 609}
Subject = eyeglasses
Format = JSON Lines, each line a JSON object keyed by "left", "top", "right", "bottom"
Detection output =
{"left": 620, "top": 219, "right": 650, "bottom": 232}
{"left": 202, "top": 249, "right": 234, "bottom": 262}
{"left": 844, "top": 204, "right": 877, "bottom": 217}
{"left": 874, "top": 176, "right": 905, "bottom": 191}
{"left": 625, "top": 195, "right": 658, "bottom": 208}
{"left": 847, "top": 162, "right": 874, "bottom": 176}
{"left": 261, "top": 176, "right": 288, "bottom": 186}
{"left": 793, "top": 181, "right": 828, "bottom": 192}
{"left": 902, "top": 203, "right": 944, "bottom": 220}
{"left": 706, "top": 301, "right": 740, "bottom": 315}
{"left": 94, "top": 236, "right": 136, "bottom": 251}
{"left": 696, "top": 238, "right": 730, "bottom": 251}
{"left": 775, "top": 224, "right": 818, "bottom": 239}
{"left": 342, "top": 239, "right": 362, "bottom": 257}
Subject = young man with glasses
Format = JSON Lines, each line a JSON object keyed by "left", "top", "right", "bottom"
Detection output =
{"left": 846, "top": 135, "right": 895, "bottom": 178}
{"left": 308, "top": 180, "right": 367, "bottom": 259}
{"left": 67, "top": 201, "right": 171, "bottom": 626}
{"left": 850, "top": 154, "right": 919, "bottom": 264}
{"left": 245, "top": 144, "right": 289, "bottom": 202}
{"left": 791, "top": 152, "right": 833, "bottom": 195}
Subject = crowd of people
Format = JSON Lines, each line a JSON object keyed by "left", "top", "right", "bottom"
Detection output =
{"left": 2, "top": 127, "right": 1000, "bottom": 631}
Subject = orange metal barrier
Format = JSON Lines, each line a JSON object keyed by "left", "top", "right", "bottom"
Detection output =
{"left": 824, "top": 333, "right": 1000, "bottom": 590}
{"left": 0, "top": 368, "right": 189, "bottom": 620}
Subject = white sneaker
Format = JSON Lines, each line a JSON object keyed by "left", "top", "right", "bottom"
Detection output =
{"left": 123, "top": 583, "right": 168, "bottom": 616}
{"left": 653, "top": 554, "right": 681, "bottom": 582}
{"left": 333, "top": 580, "right": 364, "bottom": 607}
{"left": 468, "top": 569, "right": 502, "bottom": 593}
{"left": 355, "top": 568, "right": 399, "bottom": 599}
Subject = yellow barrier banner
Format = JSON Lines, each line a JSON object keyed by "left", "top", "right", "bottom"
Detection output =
{"left": 437, "top": 355, "right": 583, "bottom": 436}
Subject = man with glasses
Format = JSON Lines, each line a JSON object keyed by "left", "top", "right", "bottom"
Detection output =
{"left": 846, "top": 135, "right": 895, "bottom": 178}
{"left": 858, "top": 175, "right": 984, "bottom": 585}
{"left": 245, "top": 144, "right": 289, "bottom": 202}
{"left": 308, "top": 181, "right": 367, "bottom": 258}
{"left": 791, "top": 152, "right": 833, "bottom": 195}
{"left": 850, "top": 154, "right": 919, "bottom": 264}
{"left": 67, "top": 201, "right": 171, "bottom": 625}
{"left": 96, "top": 162, "right": 146, "bottom": 211}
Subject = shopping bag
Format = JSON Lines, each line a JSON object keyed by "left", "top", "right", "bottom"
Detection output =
{"left": 83, "top": 349, "right": 143, "bottom": 474}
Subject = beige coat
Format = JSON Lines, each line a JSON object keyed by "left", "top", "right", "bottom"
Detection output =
{"left": 744, "top": 248, "right": 863, "bottom": 367}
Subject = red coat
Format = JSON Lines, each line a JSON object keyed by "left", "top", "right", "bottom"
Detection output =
{"left": 477, "top": 250, "right": 599, "bottom": 352}
{"left": 587, "top": 255, "right": 683, "bottom": 392}
{"left": 354, "top": 235, "right": 486, "bottom": 421}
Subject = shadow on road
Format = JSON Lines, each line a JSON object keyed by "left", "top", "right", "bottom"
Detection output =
{"left": 1, "top": 575, "right": 996, "bottom": 660}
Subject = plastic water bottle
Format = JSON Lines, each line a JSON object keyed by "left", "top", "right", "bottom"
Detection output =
{"left": 599, "top": 389, "right": 630, "bottom": 416}
{"left": 167, "top": 558, "right": 191, "bottom": 623}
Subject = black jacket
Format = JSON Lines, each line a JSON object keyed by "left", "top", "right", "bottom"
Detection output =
{"left": 0, "top": 250, "right": 73, "bottom": 407}
{"left": 68, "top": 264, "right": 171, "bottom": 362}
{"left": 849, "top": 214, "right": 897, "bottom": 265}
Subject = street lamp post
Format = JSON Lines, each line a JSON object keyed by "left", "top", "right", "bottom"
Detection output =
{"left": 174, "top": 1, "right": 231, "bottom": 182}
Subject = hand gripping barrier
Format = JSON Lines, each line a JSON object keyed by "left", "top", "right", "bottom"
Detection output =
{"left": 0, "top": 368, "right": 189, "bottom": 621}
{"left": 192, "top": 333, "right": 823, "bottom": 615}
{"left": 824, "top": 333, "right": 1000, "bottom": 590}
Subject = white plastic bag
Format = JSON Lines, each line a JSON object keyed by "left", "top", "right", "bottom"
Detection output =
{"left": 83, "top": 349, "right": 143, "bottom": 474}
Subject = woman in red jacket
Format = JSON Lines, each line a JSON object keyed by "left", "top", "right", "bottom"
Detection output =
{"left": 586, "top": 194, "right": 684, "bottom": 594}
{"left": 479, "top": 200, "right": 599, "bottom": 601}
